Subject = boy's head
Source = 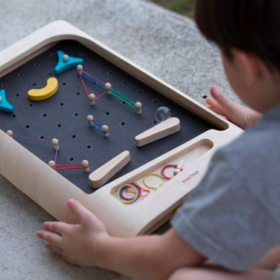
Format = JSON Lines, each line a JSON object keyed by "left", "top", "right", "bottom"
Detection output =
{"left": 195, "top": 0, "right": 280, "bottom": 113}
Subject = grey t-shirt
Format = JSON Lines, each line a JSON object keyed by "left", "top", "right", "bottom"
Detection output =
{"left": 171, "top": 104, "right": 280, "bottom": 272}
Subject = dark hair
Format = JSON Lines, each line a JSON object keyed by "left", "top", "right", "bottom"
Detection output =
{"left": 195, "top": 0, "right": 280, "bottom": 72}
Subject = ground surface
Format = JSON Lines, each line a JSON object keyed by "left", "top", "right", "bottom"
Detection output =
{"left": 0, "top": 0, "right": 235, "bottom": 279}
{"left": 149, "top": 0, "right": 196, "bottom": 18}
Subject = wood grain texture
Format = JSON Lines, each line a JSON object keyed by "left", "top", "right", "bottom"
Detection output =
{"left": 135, "top": 117, "right": 180, "bottom": 147}
{"left": 89, "top": 151, "right": 130, "bottom": 189}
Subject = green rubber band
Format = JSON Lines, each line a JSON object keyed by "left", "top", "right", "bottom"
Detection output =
{"left": 110, "top": 91, "right": 136, "bottom": 109}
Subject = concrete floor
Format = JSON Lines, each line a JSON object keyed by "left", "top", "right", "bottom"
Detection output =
{"left": 0, "top": 0, "right": 235, "bottom": 279}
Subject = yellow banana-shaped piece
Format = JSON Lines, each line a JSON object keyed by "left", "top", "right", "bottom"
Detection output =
{"left": 28, "top": 77, "right": 58, "bottom": 101}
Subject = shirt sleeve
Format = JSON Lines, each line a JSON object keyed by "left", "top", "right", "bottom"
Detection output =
{"left": 171, "top": 148, "right": 278, "bottom": 271}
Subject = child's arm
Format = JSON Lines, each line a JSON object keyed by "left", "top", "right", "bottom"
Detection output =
{"left": 206, "top": 86, "right": 262, "bottom": 129}
{"left": 37, "top": 199, "right": 205, "bottom": 280}
{"left": 96, "top": 228, "right": 205, "bottom": 280}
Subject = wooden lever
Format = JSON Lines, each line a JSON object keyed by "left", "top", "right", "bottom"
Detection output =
{"left": 89, "top": 151, "right": 130, "bottom": 188}
{"left": 135, "top": 117, "right": 180, "bottom": 147}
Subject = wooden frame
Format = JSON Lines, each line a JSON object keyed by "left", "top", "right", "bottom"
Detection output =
{"left": 0, "top": 21, "right": 242, "bottom": 237}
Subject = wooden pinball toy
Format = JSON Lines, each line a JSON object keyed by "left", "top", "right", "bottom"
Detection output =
{"left": 0, "top": 21, "right": 242, "bottom": 237}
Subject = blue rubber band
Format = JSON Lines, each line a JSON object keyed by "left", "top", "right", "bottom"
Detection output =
{"left": 81, "top": 72, "right": 106, "bottom": 90}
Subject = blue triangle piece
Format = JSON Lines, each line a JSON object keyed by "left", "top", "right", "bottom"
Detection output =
{"left": 54, "top": 50, "right": 84, "bottom": 75}
{"left": 0, "top": 89, "right": 14, "bottom": 114}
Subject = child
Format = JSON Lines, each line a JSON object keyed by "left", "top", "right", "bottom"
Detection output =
{"left": 37, "top": 0, "right": 280, "bottom": 279}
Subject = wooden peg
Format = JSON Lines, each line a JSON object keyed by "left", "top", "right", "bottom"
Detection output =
{"left": 87, "top": 115, "right": 94, "bottom": 125}
{"left": 89, "top": 151, "right": 130, "bottom": 188}
{"left": 6, "top": 130, "right": 13, "bottom": 137}
{"left": 135, "top": 117, "right": 180, "bottom": 147}
{"left": 63, "top": 54, "right": 69, "bottom": 62}
{"left": 89, "top": 93, "right": 96, "bottom": 105}
{"left": 102, "top": 125, "right": 109, "bottom": 137}
{"left": 52, "top": 138, "right": 59, "bottom": 150}
{"left": 82, "top": 160, "right": 90, "bottom": 172}
{"left": 105, "top": 83, "right": 111, "bottom": 95}
{"left": 77, "top": 64, "right": 83, "bottom": 73}
{"left": 135, "top": 101, "right": 142, "bottom": 115}
{"left": 174, "top": 159, "right": 184, "bottom": 176}
{"left": 48, "top": 160, "right": 55, "bottom": 169}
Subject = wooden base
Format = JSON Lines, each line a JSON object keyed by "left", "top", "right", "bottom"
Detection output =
{"left": 0, "top": 21, "right": 243, "bottom": 237}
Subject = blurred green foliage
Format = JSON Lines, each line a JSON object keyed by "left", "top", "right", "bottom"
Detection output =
{"left": 149, "top": 0, "right": 196, "bottom": 18}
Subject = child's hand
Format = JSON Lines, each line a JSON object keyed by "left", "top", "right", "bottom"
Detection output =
{"left": 36, "top": 199, "right": 108, "bottom": 267}
{"left": 206, "top": 86, "right": 262, "bottom": 129}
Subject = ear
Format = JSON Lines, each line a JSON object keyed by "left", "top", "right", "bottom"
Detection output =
{"left": 232, "top": 49, "right": 263, "bottom": 86}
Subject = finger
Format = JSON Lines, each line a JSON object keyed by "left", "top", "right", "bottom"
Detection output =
{"left": 206, "top": 105, "right": 223, "bottom": 115}
{"left": 206, "top": 97, "right": 221, "bottom": 109}
{"left": 210, "top": 85, "right": 222, "bottom": 97}
{"left": 45, "top": 242, "right": 62, "bottom": 255}
{"left": 206, "top": 94, "right": 225, "bottom": 113}
{"left": 67, "top": 199, "right": 93, "bottom": 224}
{"left": 210, "top": 86, "right": 234, "bottom": 112}
{"left": 67, "top": 199, "right": 108, "bottom": 232}
{"left": 45, "top": 242, "right": 52, "bottom": 250}
{"left": 44, "top": 221, "right": 69, "bottom": 235}
{"left": 62, "top": 255, "right": 80, "bottom": 266}
{"left": 37, "top": 230, "right": 62, "bottom": 247}
{"left": 205, "top": 96, "right": 218, "bottom": 105}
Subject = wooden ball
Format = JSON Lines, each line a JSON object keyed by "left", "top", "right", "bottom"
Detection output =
{"left": 63, "top": 54, "right": 69, "bottom": 61}
{"left": 48, "top": 160, "right": 55, "bottom": 168}
{"left": 6, "top": 130, "right": 13, "bottom": 137}
{"left": 52, "top": 138, "right": 59, "bottom": 146}
{"left": 135, "top": 102, "right": 142, "bottom": 109}
{"left": 105, "top": 83, "right": 112, "bottom": 90}
{"left": 102, "top": 125, "right": 109, "bottom": 132}
{"left": 82, "top": 160, "right": 90, "bottom": 172}
{"left": 173, "top": 169, "right": 180, "bottom": 176}
{"left": 77, "top": 64, "right": 83, "bottom": 72}
{"left": 82, "top": 160, "right": 89, "bottom": 168}
{"left": 89, "top": 93, "right": 96, "bottom": 101}
{"left": 87, "top": 115, "right": 94, "bottom": 122}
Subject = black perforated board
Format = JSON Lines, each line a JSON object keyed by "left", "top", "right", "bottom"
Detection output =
{"left": 0, "top": 40, "right": 217, "bottom": 194}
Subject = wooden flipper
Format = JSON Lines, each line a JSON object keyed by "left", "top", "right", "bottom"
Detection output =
{"left": 89, "top": 151, "right": 130, "bottom": 188}
{"left": 135, "top": 117, "right": 180, "bottom": 147}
